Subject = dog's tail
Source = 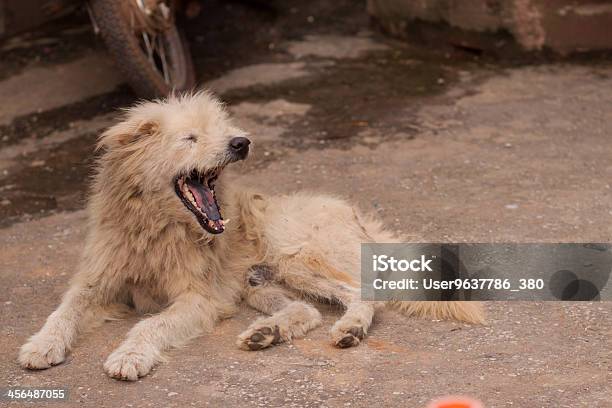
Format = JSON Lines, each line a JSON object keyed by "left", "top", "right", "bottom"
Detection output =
{"left": 387, "top": 301, "right": 485, "bottom": 324}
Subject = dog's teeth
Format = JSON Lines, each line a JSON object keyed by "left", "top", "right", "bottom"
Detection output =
{"left": 186, "top": 190, "right": 197, "bottom": 205}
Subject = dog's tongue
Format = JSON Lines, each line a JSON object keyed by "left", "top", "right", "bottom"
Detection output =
{"left": 185, "top": 179, "right": 222, "bottom": 222}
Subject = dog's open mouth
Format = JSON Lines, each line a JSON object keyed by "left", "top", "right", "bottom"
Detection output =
{"left": 175, "top": 169, "right": 226, "bottom": 234}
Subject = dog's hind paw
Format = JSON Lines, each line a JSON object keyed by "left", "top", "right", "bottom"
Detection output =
{"left": 19, "top": 336, "right": 67, "bottom": 369}
{"left": 331, "top": 325, "right": 365, "bottom": 348}
{"left": 104, "top": 348, "right": 155, "bottom": 381}
{"left": 236, "top": 325, "right": 282, "bottom": 351}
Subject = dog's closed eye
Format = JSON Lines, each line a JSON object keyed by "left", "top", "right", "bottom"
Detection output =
{"left": 184, "top": 134, "right": 198, "bottom": 143}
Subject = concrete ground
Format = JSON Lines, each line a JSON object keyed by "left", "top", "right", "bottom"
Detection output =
{"left": 0, "top": 1, "right": 611, "bottom": 407}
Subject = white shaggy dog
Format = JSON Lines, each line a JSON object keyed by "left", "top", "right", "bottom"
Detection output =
{"left": 19, "top": 92, "right": 483, "bottom": 380}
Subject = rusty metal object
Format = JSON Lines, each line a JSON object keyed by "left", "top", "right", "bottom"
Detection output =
{"left": 125, "top": 0, "right": 174, "bottom": 35}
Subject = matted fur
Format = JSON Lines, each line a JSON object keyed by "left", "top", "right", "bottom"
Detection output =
{"left": 19, "top": 92, "right": 484, "bottom": 380}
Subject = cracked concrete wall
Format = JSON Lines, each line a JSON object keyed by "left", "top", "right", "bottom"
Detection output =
{"left": 367, "top": 0, "right": 612, "bottom": 53}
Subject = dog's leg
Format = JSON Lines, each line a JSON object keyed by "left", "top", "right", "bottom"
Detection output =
{"left": 292, "top": 275, "right": 378, "bottom": 348}
{"left": 330, "top": 300, "right": 378, "bottom": 348}
{"left": 236, "top": 267, "right": 321, "bottom": 350}
{"left": 287, "top": 275, "right": 378, "bottom": 348}
{"left": 237, "top": 295, "right": 322, "bottom": 351}
{"left": 129, "top": 286, "right": 163, "bottom": 314}
{"left": 104, "top": 292, "right": 215, "bottom": 381}
{"left": 280, "top": 265, "right": 381, "bottom": 349}
{"left": 19, "top": 283, "right": 101, "bottom": 369}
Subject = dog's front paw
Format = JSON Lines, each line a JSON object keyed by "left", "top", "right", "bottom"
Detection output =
{"left": 19, "top": 336, "right": 67, "bottom": 369}
{"left": 104, "top": 348, "right": 155, "bottom": 381}
{"left": 331, "top": 323, "right": 365, "bottom": 349}
{"left": 236, "top": 325, "right": 282, "bottom": 351}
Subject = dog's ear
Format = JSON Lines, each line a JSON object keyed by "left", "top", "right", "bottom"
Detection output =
{"left": 97, "top": 120, "right": 159, "bottom": 150}
{"left": 118, "top": 120, "right": 159, "bottom": 146}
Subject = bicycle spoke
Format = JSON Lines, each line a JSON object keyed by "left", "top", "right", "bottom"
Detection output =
{"left": 141, "top": 31, "right": 155, "bottom": 65}
{"left": 130, "top": 0, "right": 181, "bottom": 89}
{"left": 157, "top": 35, "right": 171, "bottom": 84}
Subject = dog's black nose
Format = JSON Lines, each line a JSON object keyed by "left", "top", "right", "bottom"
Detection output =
{"left": 229, "top": 136, "right": 250, "bottom": 160}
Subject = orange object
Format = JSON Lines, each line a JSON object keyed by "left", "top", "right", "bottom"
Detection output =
{"left": 426, "top": 396, "right": 484, "bottom": 408}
